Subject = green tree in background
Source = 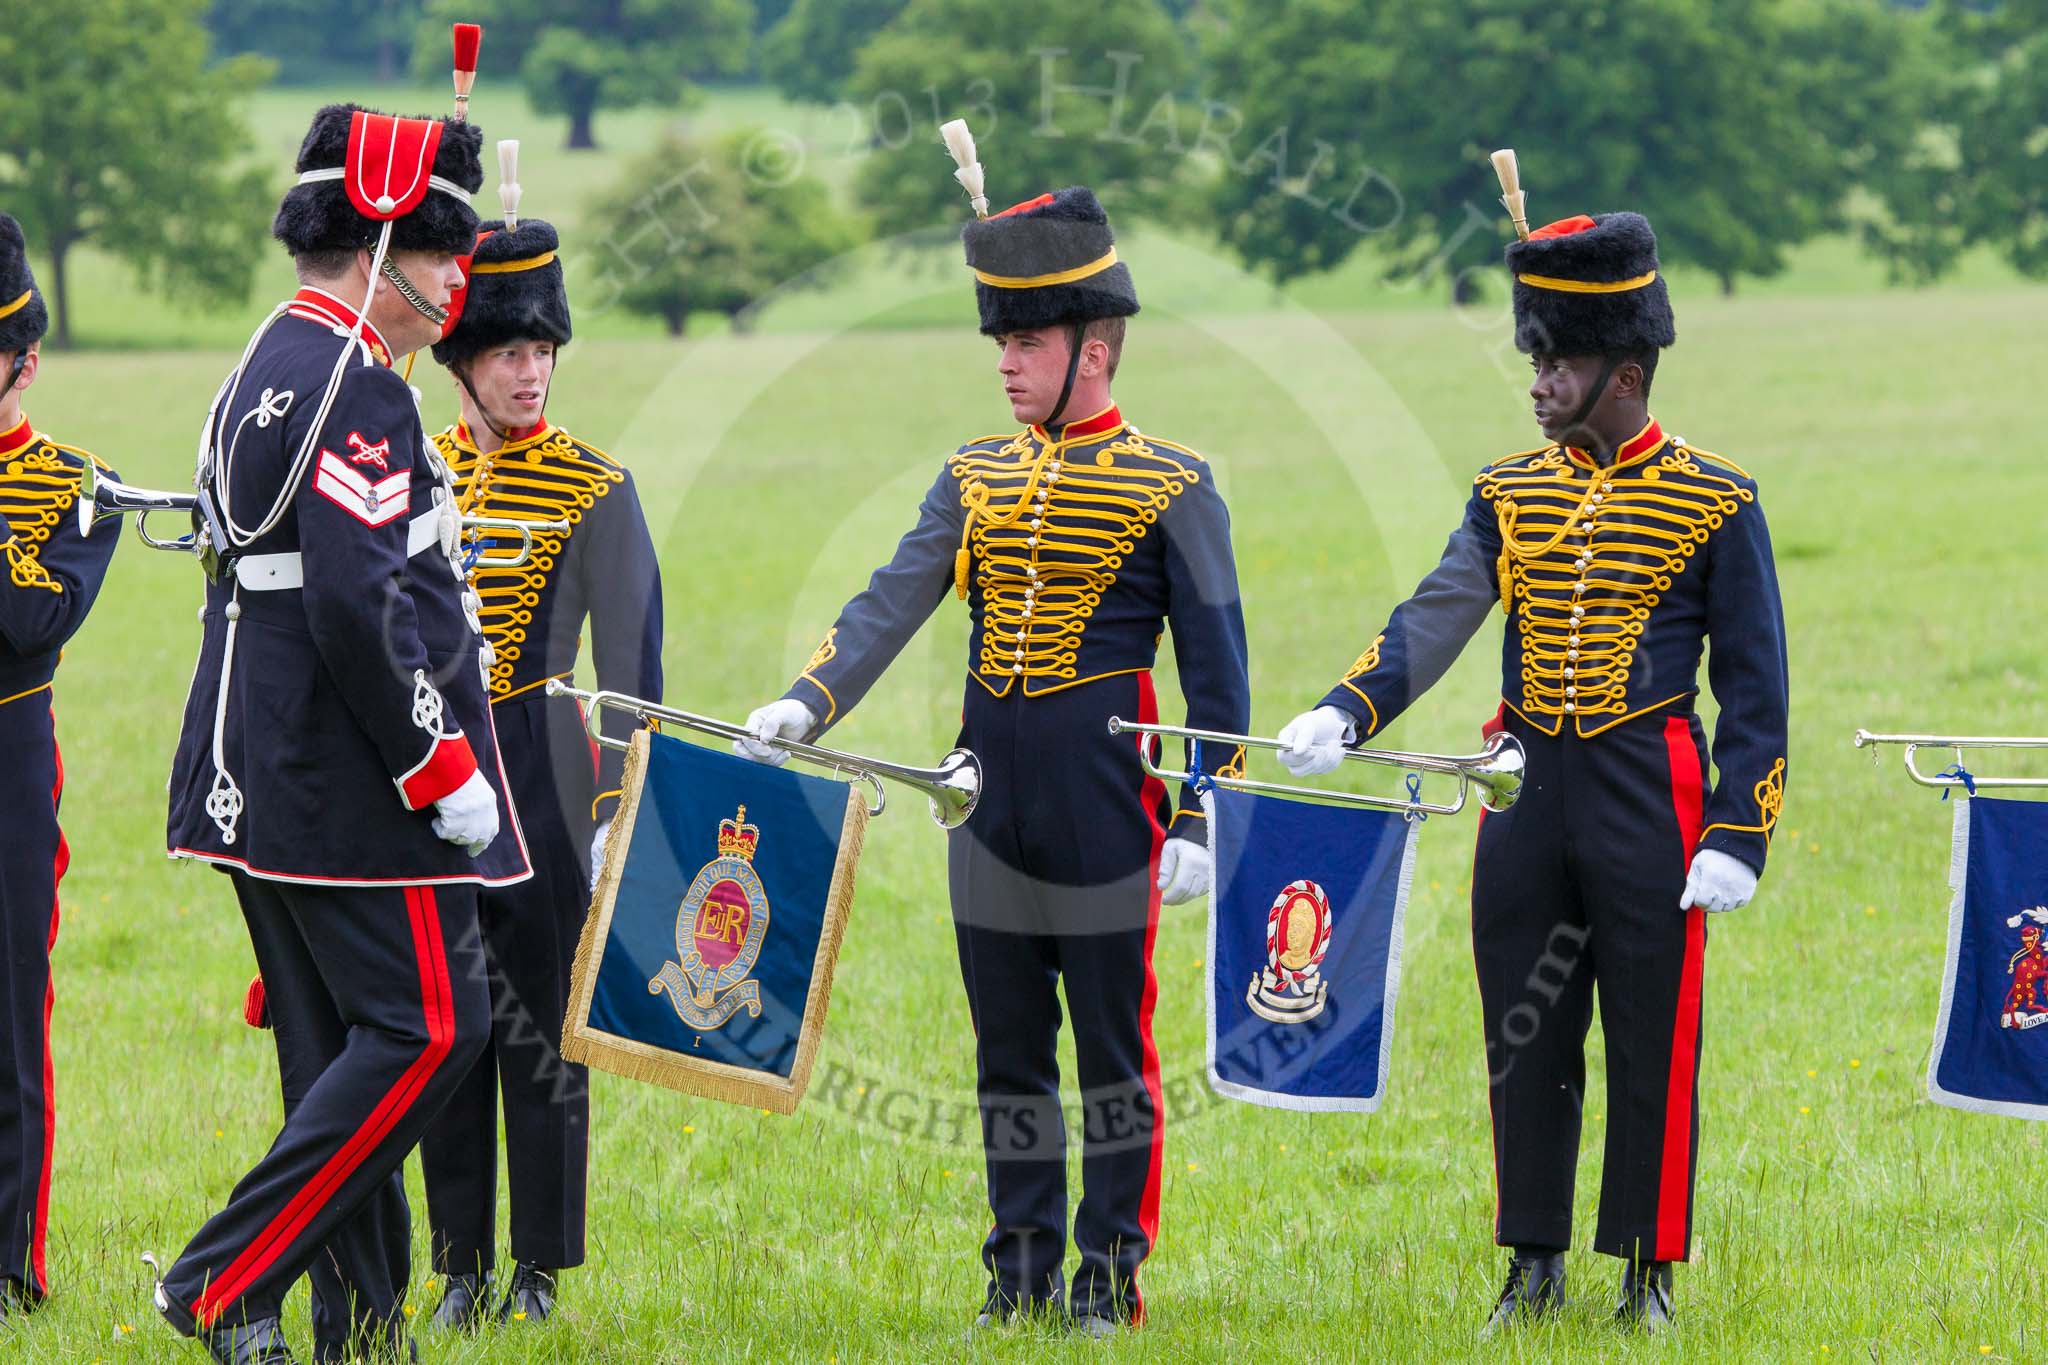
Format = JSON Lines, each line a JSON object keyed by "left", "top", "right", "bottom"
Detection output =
{"left": 1864, "top": 0, "right": 2048, "bottom": 281}
{"left": 761, "top": 0, "right": 907, "bottom": 104}
{"left": 209, "top": 0, "right": 424, "bottom": 82}
{"left": 0, "top": 0, "right": 274, "bottom": 347}
{"left": 582, "top": 129, "right": 862, "bottom": 335}
{"left": 846, "top": 0, "right": 1189, "bottom": 237}
{"left": 420, "top": 0, "right": 752, "bottom": 151}
{"left": 1200, "top": 0, "right": 1901, "bottom": 299}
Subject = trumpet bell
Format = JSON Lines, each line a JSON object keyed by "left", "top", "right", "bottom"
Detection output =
{"left": 80, "top": 463, "right": 202, "bottom": 553}
{"left": 1468, "top": 731, "right": 1525, "bottom": 812}
{"left": 915, "top": 747, "right": 981, "bottom": 829}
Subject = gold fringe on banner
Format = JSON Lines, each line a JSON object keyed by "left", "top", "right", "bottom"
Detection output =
{"left": 561, "top": 731, "right": 869, "bottom": 1114}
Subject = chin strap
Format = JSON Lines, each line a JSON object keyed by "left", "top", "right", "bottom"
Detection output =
{"left": 380, "top": 255, "right": 449, "bottom": 327}
{"left": 0, "top": 350, "right": 26, "bottom": 404}
{"left": 1042, "top": 320, "right": 1088, "bottom": 430}
{"left": 457, "top": 365, "right": 552, "bottom": 447}
{"left": 1564, "top": 357, "right": 1621, "bottom": 462}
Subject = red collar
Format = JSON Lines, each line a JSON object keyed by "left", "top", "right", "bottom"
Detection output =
{"left": 287, "top": 287, "right": 394, "bottom": 368}
{"left": 455, "top": 417, "right": 549, "bottom": 451}
{"left": 1566, "top": 416, "right": 1664, "bottom": 470}
{"left": 0, "top": 415, "right": 32, "bottom": 458}
{"left": 1033, "top": 404, "right": 1123, "bottom": 444}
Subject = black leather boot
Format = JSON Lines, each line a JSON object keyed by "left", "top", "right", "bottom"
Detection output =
{"left": 1614, "top": 1260, "right": 1675, "bottom": 1333}
{"left": 199, "top": 1317, "right": 298, "bottom": 1365}
{"left": 1481, "top": 1250, "right": 1566, "bottom": 1334}
{"left": 496, "top": 1262, "right": 556, "bottom": 1324}
{"left": 428, "top": 1271, "right": 493, "bottom": 1332}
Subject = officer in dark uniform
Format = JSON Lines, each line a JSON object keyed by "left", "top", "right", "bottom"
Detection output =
{"left": 1276, "top": 210, "right": 1789, "bottom": 1333}
{"left": 0, "top": 212, "right": 120, "bottom": 1317}
{"left": 738, "top": 183, "right": 1250, "bottom": 1335}
{"left": 154, "top": 102, "right": 528, "bottom": 1365}
{"left": 418, "top": 208, "right": 664, "bottom": 1330}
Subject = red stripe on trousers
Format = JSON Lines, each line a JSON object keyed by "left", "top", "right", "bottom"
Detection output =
{"left": 1657, "top": 716, "right": 1706, "bottom": 1262}
{"left": 194, "top": 885, "right": 456, "bottom": 1325}
{"left": 33, "top": 714, "right": 65, "bottom": 1297}
{"left": 1128, "top": 672, "right": 1168, "bottom": 1327}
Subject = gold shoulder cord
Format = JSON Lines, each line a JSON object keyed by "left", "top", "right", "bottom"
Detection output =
{"left": 1484, "top": 452, "right": 1585, "bottom": 613}
{"left": 1, "top": 442, "right": 85, "bottom": 594}
{"left": 954, "top": 431, "right": 1055, "bottom": 599}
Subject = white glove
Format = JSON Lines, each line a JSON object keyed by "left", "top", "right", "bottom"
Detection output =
{"left": 1155, "top": 838, "right": 1212, "bottom": 906}
{"left": 1275, "top": 706, "right": 1357, "bottom": 778}
{"left": 590, "top": 820, "right": 612, "bottom": 885}
{"left": 430, "top": 770, "right": 499, "bottom": 857}
{"left": 1680, "top": 848, "right": 1757, "bottom": 913}
{"left": 733, "top": 699, "right": 817, "bottom": 766}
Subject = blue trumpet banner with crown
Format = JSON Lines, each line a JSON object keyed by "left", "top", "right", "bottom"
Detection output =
{"left": 1928, "top": 796, "right": 2048, "bottom": 1120}
{"left": 563, "top": 730, "right": 866, "bottom": 1113}
{"left": 1205, "top": 785, "right": 1421, "bottom": 1111}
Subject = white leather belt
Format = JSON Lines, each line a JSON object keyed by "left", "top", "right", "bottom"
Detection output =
{"left": 236, "top": 506, "right": 444, "bottom": 591}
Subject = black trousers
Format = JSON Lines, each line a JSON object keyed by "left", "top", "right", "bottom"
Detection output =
{"left": 419, "top": 693, "right": 594, "bottom": 1276}
{"left": 0, "top": 692, "right": 63, "bottom": 1302}
{"left": 161, "top": 877, "right": 488, "bottom": 1341}
{"left": 949, "top": 672, "right": 1171, "bottom": 1324}
{"left": 1473, "top": 705, "right": 1710, "bottom": 1264}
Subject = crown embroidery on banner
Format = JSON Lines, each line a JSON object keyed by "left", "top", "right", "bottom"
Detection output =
{"left": 717, "top": 806, "right": 760, "bottom": 862}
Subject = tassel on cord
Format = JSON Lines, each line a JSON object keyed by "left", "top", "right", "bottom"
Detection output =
{"left": 940, "top": 119, "right": 989, "bottom": 220}
{"left": 498, "top": 139, "right": 522, "bottom": 228}
{"left": 1491, "top": 148, "right": 1529, "bottom": 241}
{"left": 452, "top": 23, "right": 482, "bottom": 121}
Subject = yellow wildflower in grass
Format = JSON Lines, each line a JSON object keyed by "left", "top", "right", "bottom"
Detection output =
{"left": 1850, "top": 1059, "right": 1862, "bottom": 1069}
{"left": 683, "top": 1125, "right": 696, "bottom": 1134}
{"left": 1800, "top": 1106, "right": 1811, "bottom": 1115}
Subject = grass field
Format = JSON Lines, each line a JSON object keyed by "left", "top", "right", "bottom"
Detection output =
{"left": 11, "top": 80, "right": 2048, "bottom": 1365}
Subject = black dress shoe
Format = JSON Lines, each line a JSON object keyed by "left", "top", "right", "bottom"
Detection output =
{"left": 1614, "top": 1260, "right": 1674, "bottom": 1333}
{"left": 496, "top": 1262, "right": 556, "bottom": 1325}
{"left": 429, "top": 1272, "right": 493, "bottom": 1332}
{"left": 199, "top": 1316, "right": 297, "bottom": 1365}
{"left": 1070, "top": 1312, "right": 1123, "bottom": 1340}
{"left": 1481, "top": 1250, "right": 1566, "bottom": 1334}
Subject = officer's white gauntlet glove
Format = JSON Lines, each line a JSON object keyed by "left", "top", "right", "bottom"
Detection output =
{"left": 734, "top": 699, "right": 817, "bottom": 766}
{"left": 1156, "top": 838, "right": 1212, "bottom": 906}
{"left": 431, "top": 770, "right": 499, "bottom": 857}
{"left": 1680, "top": 848, "right": 1757, "bottom": 913}
{"left": 1275, "top": 706, "right": 1357, "bottom": 778}
{"left": 590, "top": 820, "right": 613, "bottom": 885}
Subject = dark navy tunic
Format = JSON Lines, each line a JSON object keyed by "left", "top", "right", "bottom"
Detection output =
{"left": 1317, "top": 418, "right": 1789, "bottom": 871}
{"left": 165, "top": 288, "right": 530, "bottom": 887}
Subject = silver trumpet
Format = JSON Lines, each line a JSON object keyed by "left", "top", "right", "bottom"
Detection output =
{"left": 548, "top": 680, "right": 983, "bottom": 829}
{"left": 78, "top": 463, "right": 202, "bottom": 552}
{"left": 1853, "top": 729, "right": 2048, "bottom": 791}
{"left": 458, "top": 515, "right": 570, "bottom": 569}
{"left": 80, "top": 463, "right": 563, "bottom": 570}
{"left": 1107, "top": 718, "right": 1526, "bottom": 816}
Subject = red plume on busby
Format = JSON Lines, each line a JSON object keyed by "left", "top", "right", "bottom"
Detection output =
{"left": 0, "top": 214, "right": 49, "bottom": 352}
{"left": 452, "top": 23, "right": 482, "bottom": 119}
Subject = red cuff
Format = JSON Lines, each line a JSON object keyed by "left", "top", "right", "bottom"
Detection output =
{"left": 396, "top": 732, "right": 478, "bottom": 810}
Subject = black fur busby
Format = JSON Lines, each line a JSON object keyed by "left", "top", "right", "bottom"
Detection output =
{"left": 962, "top": 187, "right": 1139, "bottom": 336}
{"left": 432, "top": 219, "right": 571, "bottom": 367}
{"left": 273, "top": 104, "right": 484, "bottom": 257}
{"left": 1506, "top": 212, "right": 1675, "bottom": 357}
{"left": 0, "top": 214, "right": 49, "bottom": 352}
